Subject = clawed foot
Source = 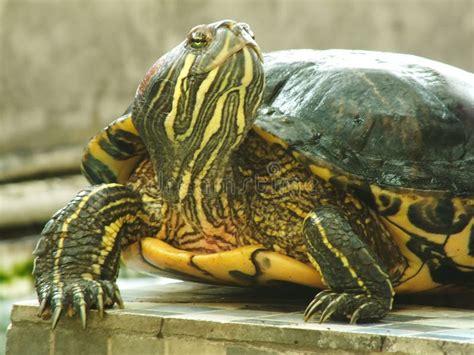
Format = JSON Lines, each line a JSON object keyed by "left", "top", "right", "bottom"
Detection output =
{"left": 36, "top": 279, "right": 124, "bottom": 329}
{"left": 303, "top": 290, "right": 390, "bottom": 324}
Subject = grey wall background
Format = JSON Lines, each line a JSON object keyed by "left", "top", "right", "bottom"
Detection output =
{"left": 1, "top": 0, "right": 473, "bottom": 173}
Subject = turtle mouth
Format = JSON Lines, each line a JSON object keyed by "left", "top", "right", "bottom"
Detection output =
{"left": 247, "top": 42, "right": 264, "bottom": 63}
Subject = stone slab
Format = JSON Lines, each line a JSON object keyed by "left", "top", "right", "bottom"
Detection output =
{"left": 5, "top": 281, "right": 474, "bottom": 354}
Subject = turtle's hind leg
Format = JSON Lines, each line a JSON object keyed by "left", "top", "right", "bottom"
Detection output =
{"left": 303, "top": 206, "right": 394, "bottom": 324}
{"left": 33, "top": 183, "right": 157, "bottom": 329}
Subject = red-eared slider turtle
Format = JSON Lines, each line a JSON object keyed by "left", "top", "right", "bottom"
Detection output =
{"left": 33, "top": 20, "right": 474, "bottom": 329}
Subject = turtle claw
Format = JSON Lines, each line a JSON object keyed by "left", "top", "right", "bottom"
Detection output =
{"left": 35, "top": 279, "right": 123, "bottom": 329}
{"left": 72, "top": 288, "right": 88, "bottom": 329}
{"left": 51, "top": 306, "right": 63, "bottom": 330}
{"left": 114, "top": 289, "right": 124, "bottom": 309}
{"left": 97, "top": 291, "right": 105, "bottom": 319}
{"left": 303, "top": 290, "right": 334, "bottom": 321}
{"left": 38, "top": 298, "right": 48, "bottom": 316}
{"left": 303, "top": 299, "right": 323, "bottom": 322}
{"left": 349, "top": 302, "right": 377, "bottom": 324}
{"left": 319, "top": 294, "right": 347, "bottom": 324}
{"left": 304, "top": 290, "right": 391, "bottom": 324}
{"left": 319, "top": 305, "right": 335, "bottom": 324}
{"left": 349, "top": 307, "right": 361, "bottom": 324}
{"left": 80, "top": 303, "right": 87, "bottom": 330}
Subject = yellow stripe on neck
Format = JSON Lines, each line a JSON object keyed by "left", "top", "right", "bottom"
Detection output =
{"left": 163, "top": 54, "right": 196, "bottom": 142}
{"left": 176, "top": 35, "right": 231, "bottom": 143}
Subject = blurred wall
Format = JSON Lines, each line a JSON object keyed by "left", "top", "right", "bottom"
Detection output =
{"left": 1, "top": 0, "right": 473, "bottom": 166}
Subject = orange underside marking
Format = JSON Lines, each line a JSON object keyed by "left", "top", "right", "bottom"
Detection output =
{"left": 122, "top": 237, "right": 324, "bottom": 288}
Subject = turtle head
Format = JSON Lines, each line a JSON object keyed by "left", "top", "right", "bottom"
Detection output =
{"left": 132, "top": 20, "right": 264, "bottom": 202}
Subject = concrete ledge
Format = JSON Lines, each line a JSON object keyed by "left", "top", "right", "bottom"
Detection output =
{"left": 0, "top": 146, "right": 82, "bottom": 183}
{"left": 6, "top": 282, "right": 474, "bottom": 354}
{"left": 0, "top": 175, "right": 87, "bottom": 228}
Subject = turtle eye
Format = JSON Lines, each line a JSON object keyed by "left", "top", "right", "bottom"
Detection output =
{"left": 189, "top": 31, "right": 208, "bottom": 49}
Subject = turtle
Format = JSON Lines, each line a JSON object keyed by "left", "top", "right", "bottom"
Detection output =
{"left": 33, "top": 20, "right": 474, "bottom": 330}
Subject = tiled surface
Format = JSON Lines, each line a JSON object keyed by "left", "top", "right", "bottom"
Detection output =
{"left": 6, "top": 280, "right": 474, "bottom": 354}
{"left": 117, "top": 301, "right": 474, "bottom": 343}
{"left": 113, "top": 280, "right": 474, "bottom": 345}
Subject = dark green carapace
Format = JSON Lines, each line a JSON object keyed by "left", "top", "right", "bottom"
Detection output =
{"left": 258, "top": 50, "right": 474, "bottom": 193}
{"left": 33, "top": 22, "right": 474, "bottom": 330}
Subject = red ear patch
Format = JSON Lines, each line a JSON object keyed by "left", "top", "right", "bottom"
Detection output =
{"left": 136, "top": 60, "right": 161, "bottom": 97}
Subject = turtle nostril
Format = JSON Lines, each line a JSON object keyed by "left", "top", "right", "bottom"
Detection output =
{"left": 237, "top": 22, "right": 255, "bottom": 39}
{"left": 237, "top": 22, "right": 251, "bottom": 31}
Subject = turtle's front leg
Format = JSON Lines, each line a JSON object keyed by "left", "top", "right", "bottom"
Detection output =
{"left": 33, "top": 183, "right": 157, "bottom": 329}
{"left": 303, "top": 206, "right": 394, "bottom": 324}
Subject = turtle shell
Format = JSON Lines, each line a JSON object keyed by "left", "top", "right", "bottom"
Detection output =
{"left": 255, "top": 50, "right": 474, "bottom": 195}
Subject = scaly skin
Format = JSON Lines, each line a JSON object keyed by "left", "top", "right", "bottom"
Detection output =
{"left": 34, "top": 20, "right": 267, "bottom": 329}
{"left": 33, "top": 184, "right": 157, "bottom": 328}
{"left": 303, "top": 206, "right": 394, "bottom": 323}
